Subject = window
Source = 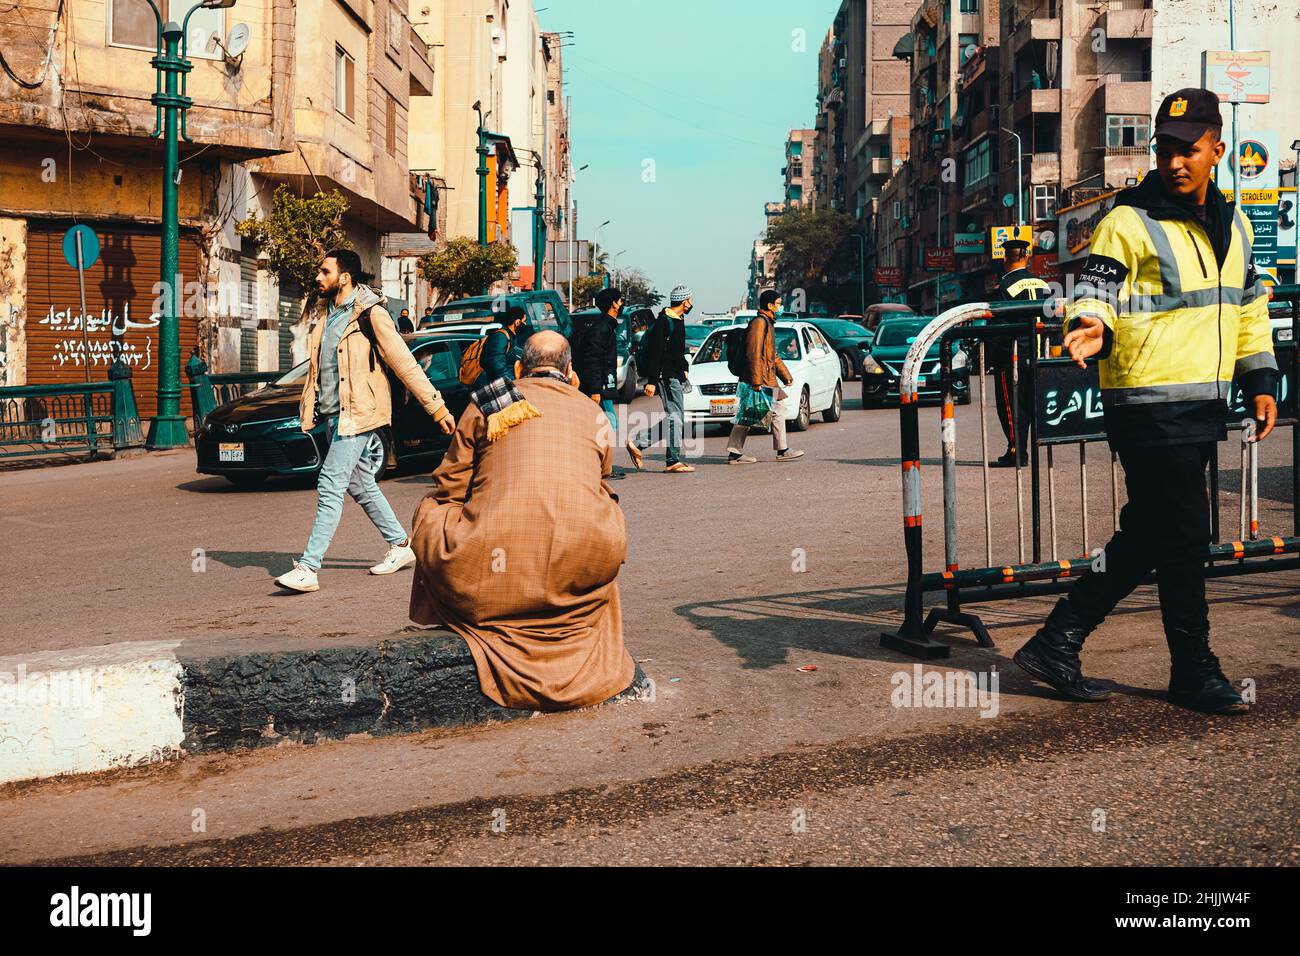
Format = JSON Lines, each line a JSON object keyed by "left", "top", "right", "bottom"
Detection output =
{"left": 1106, "top": 114, "right": 1151, "bottom": 148}
{"left": 386, "top": 95, "right": 397, "bottom": 155}
{"left": 964, "top": 138, "right": 992, "bottom": 190}
{"left": 336, "top": 46, "right": 356, "bottom": 120}
{"left": 801, "top": 328, "right": 816, "bottom": 354}
{"left": 893, "top": 200, "right": 901, "bottom": 220}
{"left": 109, "top": 0, "right": 223, "bottom": 56}
{"left": 414, "top": 342, "right": 461, "bottom": 384}
{"left": 958, "top": 34, "right": 978, "bottom": 63}
{"left": 960, "top": 0, "right": 979, "bottom": 11}
{"left": 388, "top": 3, "right": 403, "bottom": 50}
{"left": 1033, "top": 185, "right": 1058, "bottom": 222}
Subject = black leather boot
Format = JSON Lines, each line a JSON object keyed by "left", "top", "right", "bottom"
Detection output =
{"left": 1014, "top": 598, "right": 1114, "bottom": 701}
{"left": 1166, "top": 626, "right": 1248, "bottom": 714}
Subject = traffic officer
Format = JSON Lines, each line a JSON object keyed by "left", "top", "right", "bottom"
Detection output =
{"left": 989, "top": 237, "right": 1052, "bottom": 466}
{"left": 1014, "top": 88, "right": 1278, "bottom": 714}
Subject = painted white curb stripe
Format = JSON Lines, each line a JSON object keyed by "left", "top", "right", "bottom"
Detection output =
{"left": 0, "top": 642, "right": 184, "bottom": 786}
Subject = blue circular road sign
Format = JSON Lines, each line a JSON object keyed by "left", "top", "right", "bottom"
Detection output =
{"left": 62, "top": 225, "right": 100, "bottom": 270}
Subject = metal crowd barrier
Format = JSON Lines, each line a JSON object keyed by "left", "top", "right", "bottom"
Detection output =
{"left": 0, "top": 371, "right": 144, "bottom": 462}
{"left": 882, "top": 286, "right": 1300, "bottom": 660}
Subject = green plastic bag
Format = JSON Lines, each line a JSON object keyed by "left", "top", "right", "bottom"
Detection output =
{"left": 735, "top": 383, "right": 772, "bottom": 428}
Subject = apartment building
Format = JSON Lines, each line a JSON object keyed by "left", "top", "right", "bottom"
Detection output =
{"left": 0, "top": 0, "right": 442, "bottom": 411}
{"left": 784, "top": 129, "right": 818, "bottom": 209}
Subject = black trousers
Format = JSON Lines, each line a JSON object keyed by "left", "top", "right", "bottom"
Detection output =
{"left": 1066, "top": 442, "right": 1213, "bottom": 636}
{"left": 993, "top": 362, "right": 1032, "bottom": 455}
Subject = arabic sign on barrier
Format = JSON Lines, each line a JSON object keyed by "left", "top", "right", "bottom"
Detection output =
{"left": 1035, "top": 359, "right": 1108, "bottom": 444}
{"left": 1225, "top": 344, "right": 1295, "bottom": 420}
{"left": 1036, "top": 348, "right": 1296, "bottom": 445}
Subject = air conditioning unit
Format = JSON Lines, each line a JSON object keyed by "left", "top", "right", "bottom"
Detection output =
{"left": 838, "top": 58, "right": 847, "bottom": 68}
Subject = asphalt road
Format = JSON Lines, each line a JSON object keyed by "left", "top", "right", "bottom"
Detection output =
{"left": 1, "top": 388, "right": 1297, "bottom": 865}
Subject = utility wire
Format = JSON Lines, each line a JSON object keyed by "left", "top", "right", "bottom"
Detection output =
{"left": 0, "top": 0, "right": 63, "bottom": 89}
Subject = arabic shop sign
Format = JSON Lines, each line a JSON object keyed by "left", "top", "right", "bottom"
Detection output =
{"left": 39, "top": 303, "right": 160, "bottom": 370}
{"left": 955, "top": 232, "right": 985, "bottom": 255}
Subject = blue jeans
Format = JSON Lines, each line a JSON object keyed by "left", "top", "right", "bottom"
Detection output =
{"left": 299, "top": 417, "right": 406, "bottom": 571}
{"left": 631, "top": 377, "right": 685, "bottom": 466}
{"left": 600, "top": 398, "right": 618, "bottom": 438}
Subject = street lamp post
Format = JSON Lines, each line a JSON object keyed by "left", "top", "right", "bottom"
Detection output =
{"left": 998, "top": 125, "right": 1019, "bottom": 227}
{"left": 143, "top": 0, "right": 236, "bottom": 450}
{"left": 473, "top": 101, "right": 491, "bottom": 246}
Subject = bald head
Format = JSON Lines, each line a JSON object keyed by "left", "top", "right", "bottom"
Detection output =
{"left": 520, "top": 329, "right": 572, "bottom": 374}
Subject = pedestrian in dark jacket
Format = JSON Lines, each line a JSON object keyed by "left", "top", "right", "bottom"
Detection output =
{"left": 627, "top": 284, "right": 694, "bottom": 473}
{"left": 475, "top": 305, "right": 529, "bottom": 389}
{"left": 577, "top": 286, "right": 623, "bottom": 427}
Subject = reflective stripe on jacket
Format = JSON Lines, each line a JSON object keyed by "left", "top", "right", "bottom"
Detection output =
{"left": 1065, "top": 190, "right": 1276, "bottom": 445}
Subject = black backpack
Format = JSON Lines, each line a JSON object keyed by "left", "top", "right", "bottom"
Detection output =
{"left": 725, "top": 324, "right": 751, "bottom": 380}
{"left": 635, "top": 314, "right": 659, "bottom": 368}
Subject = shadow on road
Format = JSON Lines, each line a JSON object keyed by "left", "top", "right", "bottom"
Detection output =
{"left": 205, "top": 550, "right": 373, "bottom": 576}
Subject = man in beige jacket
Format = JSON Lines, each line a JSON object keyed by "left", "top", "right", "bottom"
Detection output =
{"left": 276, "top": 250, "right": 455, "bottom": 593}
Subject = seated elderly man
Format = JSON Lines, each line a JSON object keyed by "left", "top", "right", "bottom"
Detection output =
{"left": 408, "top": 330, "right": 636, "bottom": 711}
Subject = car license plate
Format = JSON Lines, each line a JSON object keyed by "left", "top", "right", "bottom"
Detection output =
{"left": 710, "top": 398, "right": 736, "bottom": 416}
{"left": 916, "top": 377, "right": 927, "bottom": 387}
{"left": 219, "top": 442, "right": 244, "bottom": 463}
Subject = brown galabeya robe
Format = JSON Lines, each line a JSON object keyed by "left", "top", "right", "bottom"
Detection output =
{"left": 408, "top": 375, "right": 635, "bottom": 710}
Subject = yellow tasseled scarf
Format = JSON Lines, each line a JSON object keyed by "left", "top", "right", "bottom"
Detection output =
{"left": 484, "top": 399, "right": 542, "bottom": 442}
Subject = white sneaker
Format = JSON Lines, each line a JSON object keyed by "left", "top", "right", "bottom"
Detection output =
{"left": 276, "top": 562, "right": 319, "bottom": 593}
{"left": 370, "top": 542, "right": 416, "bottom": 575}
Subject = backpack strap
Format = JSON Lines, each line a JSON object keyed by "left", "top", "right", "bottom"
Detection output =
{"left": 357, "top": 306, "right": 381, "bottom": 373}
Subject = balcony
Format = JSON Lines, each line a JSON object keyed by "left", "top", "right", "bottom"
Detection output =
{"left": 1101, "top": 72, "right": 1153, "bottom": 115}
{"left": 1028, "top": 151, "right": 1060, "bottom": 185}
{"left": 868, "top": 157, "right": 891, "bottom": 181}
{"left": 1105, "top": 0, "right": 1153, "bottom": 40}
{"left": 867, "top": 118, "right": 890, "bottom": 142}
{"left": 1012, "top": 86, "right": 1061, "bottom": 125}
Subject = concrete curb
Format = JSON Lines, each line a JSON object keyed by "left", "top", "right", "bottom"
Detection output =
{"left": 0, "top": 632, "right": 650, "bottom": 786}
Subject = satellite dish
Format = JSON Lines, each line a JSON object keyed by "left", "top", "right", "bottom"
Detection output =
{"left": 1002, "top": 193, "right": 1016, "bottom": 208}
{"left": 963, "top": 44, "right": 978, "bottom": 62}
{"left": 1038, "top": 230, "right": 1057, "bottom": 250}
{"left": 226, "top": 23, "right": 250, "bottom": 58}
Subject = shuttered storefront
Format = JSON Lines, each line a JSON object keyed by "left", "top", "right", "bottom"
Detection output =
{"left": 278, "top": 278, "right": 304, "bottom": 372}
{"left": 25, "top": 222, "right": 203, "bottom": 422}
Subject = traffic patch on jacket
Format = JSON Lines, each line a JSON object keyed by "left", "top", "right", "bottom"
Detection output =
{"left": 1077, "top": 254, "right": 1128, "bottom": 289}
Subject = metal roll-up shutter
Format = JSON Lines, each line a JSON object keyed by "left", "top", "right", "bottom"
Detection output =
{"left": 278, "top": 277, "right": 304, "bottom": 371}
{"left": 24, "top": 222, "right": 203, "bottom": 423}
{"left": 239, "top": 254, "right": 259, "bottom": 373}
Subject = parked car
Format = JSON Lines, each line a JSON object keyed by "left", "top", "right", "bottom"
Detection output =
{"left": 683, "top": 321, "right": 843, "bottom": 432}
{"left": 861, "top": 315, "right": 970, "bottom": 408}
{"left": 859, "top": 302, "right": 915, "bottom": 335}
{"left": 420, "top": 289, "right": 572, "bottom": 338}
{"left": 194, "top": 331, "right": 480, "bottom": 486}
{"left": 684, "top": 323, "right": 712, "bottom": 360}
{"left": 1268, "top": 300, "right": 1295, "bottom": 345}
{"left": 808, "top": 317, "right": 876, "bottom": 381}
{"left": 700, "top": 316, "right": 738, "bottom": 328}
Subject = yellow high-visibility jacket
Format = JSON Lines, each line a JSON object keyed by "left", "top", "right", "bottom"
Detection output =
{"left": 1066, "top": 177, "right": 1277, "bottom": 445}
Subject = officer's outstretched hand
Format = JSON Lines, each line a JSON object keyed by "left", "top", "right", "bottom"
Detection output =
{"left": 1253, "top": 395, "right": 1277, "bottom": 442}
{"left": 1063, "top": 313, "right": 1106, "bottom": 369}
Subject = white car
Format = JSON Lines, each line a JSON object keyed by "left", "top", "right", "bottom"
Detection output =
{"left": 683, "top": 321, "right": 844, "bottom": 431}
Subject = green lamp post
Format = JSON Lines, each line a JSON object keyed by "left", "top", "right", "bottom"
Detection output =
{"left": 141, "top": 0, "right": 236, "bottom": 450}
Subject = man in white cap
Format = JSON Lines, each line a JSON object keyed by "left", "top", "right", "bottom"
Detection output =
{"left": 626, "top": 284, "right": 696, "bottom": 473}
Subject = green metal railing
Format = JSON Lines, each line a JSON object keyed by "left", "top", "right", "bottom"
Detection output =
{"left": 185, "top": 352, "right": 281, "bottom": 432}
{"left": 0, "top": 370, "right": 144, "bottom": 461}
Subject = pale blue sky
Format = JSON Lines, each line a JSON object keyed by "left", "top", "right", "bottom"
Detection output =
{"left": 536, "top": 0, "right": 842, "bottom": 312}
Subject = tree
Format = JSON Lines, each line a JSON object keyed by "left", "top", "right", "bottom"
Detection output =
{"left": 235, "top": 185, "right": 351, "bottom": 291}
{"left": 570, "top": 274, "right": 607, "bottom": 310}
{"left": 610, "top": 268, "right": 662, "bottom": 308}
{"left": 418, "top": 238, "right": 518, "bottom": 302}
{"left": 765, "top": 206, "right": 857, "bottom": 309}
